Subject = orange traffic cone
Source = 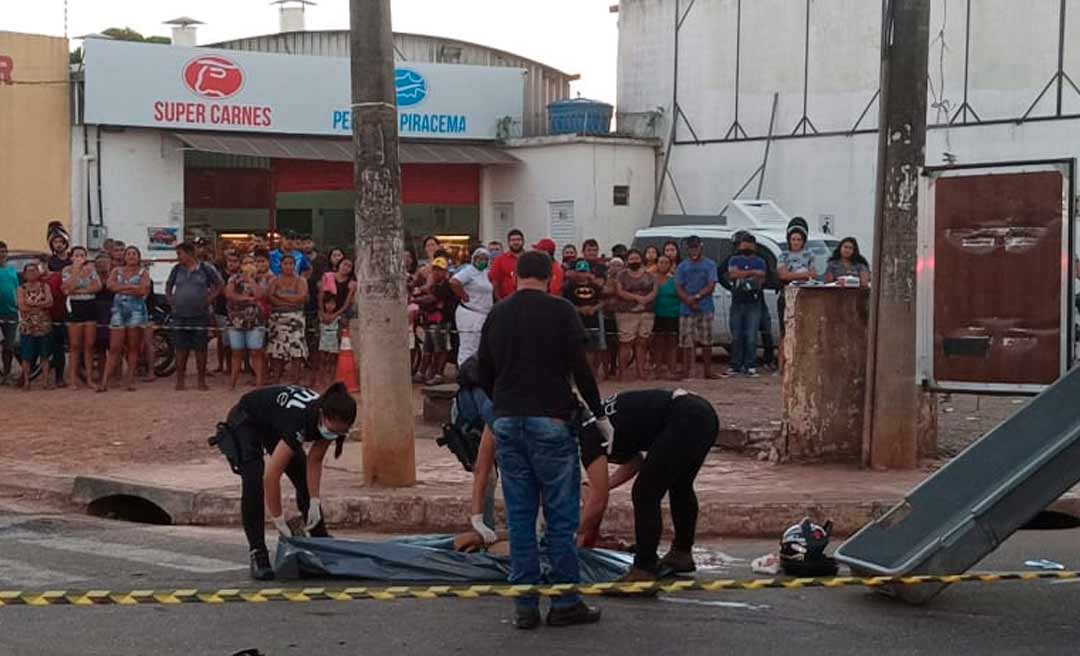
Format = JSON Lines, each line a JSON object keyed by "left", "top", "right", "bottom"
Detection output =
{"left": 336, "top": 328, "right": 361, "bottom": 393}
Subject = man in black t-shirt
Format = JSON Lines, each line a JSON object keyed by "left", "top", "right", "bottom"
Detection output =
{"left": 478, "top": 251, "right": 610, "bottom": 630}
{"left": 577, "top": 389, "right": 719, "bottom": 582}
{"left": 562, "top": 259, "right": 605, "bottom": 378}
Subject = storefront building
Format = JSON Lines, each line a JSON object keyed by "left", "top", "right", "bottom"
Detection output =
{"left": 0, "top": 31, "right": 70, "bottom": 251}
{"left": 70, "top": 28, "right": 657, "bottom": 270}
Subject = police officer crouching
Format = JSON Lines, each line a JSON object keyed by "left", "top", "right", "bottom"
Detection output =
{"left": 577, "top": 389, "right": 719, "bottom": 582}
{"left": 211, "top": 382, "right": 357, "bottom": 581}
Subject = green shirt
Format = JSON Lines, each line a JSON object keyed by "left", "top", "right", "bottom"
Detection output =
{"left": 654, "top": 276, "right": 681, "bottom": 319}
{"left": 0, "top": 265, "right": 18, "bottom": 317}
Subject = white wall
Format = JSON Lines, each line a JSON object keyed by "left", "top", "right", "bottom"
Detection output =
{"left": 71, "top": 127, "right": 184, "bottom": 260}
{"left": 617, "top": 0, "right": 1080, "bottom": 255}
{"left": 481, "top": 137, "right": 658, "bottom": 252}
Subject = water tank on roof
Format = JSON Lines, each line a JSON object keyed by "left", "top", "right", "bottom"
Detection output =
{"left": 547, "top": 98, "right": 614, "bottom": 135}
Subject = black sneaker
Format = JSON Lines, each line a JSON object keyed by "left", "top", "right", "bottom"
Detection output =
{"left": 249, "top": 549, "right": 274, "bottom": 581}
{"left": 514, "top": 606, "right": 541, "bottom": 630}
{"left": 546, "top": 601, "right": 602, "bottom": 627}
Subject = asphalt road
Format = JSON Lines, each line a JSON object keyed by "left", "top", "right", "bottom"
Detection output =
{"left": 1, "top": 499, "right": 1079, "bottom": 656}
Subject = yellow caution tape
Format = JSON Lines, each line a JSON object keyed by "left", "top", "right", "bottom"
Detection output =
{"left": 0, "top": 571, "right": 1076, "bottom": 607}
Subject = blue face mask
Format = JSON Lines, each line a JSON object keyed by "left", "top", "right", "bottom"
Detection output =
{"left": 319, "top": 422, "right": 342, "bottom": 441}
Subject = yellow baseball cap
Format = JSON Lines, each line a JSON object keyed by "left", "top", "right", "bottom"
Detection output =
{"left": 432, "top": 257, "right": 449, "bottom": 270}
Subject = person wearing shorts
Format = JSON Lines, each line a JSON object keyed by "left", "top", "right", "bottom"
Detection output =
{"left": 99, "top": 246, "right": 149, "bottom": 392}
{"left": 16, "top": 262, "right": 54, "bottom": 390}
{"left": 0, "top": 241, "right": 20, "bottom": 384}
{"left": 414, "top": 257, "right": 456, "bottom": 386}
{"left": 61, "top": 247, "right": 103, "bottom": 389}
{"left": 226, "top": 253, "right": 269, "bottom": 388}
{"left": 613, "top": 249, "right": 657, "bottom": 382}
{"left": 166, "top": 242, "right": 223, "bottom": 392}
{"left": 675, "top": 236, "right": 718, "bottom": 379}
{"left": 562, "top": 259, "right": 605, "bottom": 379}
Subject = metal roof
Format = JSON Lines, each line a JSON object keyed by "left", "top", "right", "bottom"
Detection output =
{"left": 172, "top": 132, "right": 520, "bottom": 165}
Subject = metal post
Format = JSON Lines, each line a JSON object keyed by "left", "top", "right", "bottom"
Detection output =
{"left": 863, "top": 0, "right": 932, "bottom": 470}
{"left": 1056, "top": 0, "right": 1066, "bottom": 116}
{"left": 756, "top": 92, "right": 779, "bottom": 199}
{"left": 350, "top": 0, "right": 416, "bottom": 486}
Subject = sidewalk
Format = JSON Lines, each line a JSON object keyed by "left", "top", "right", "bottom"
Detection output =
{"left": 0, "top": 368, "right": 1047, "bottom": 538}
{"left": 8, "top": 440, "right": 1078, "bottom": 539}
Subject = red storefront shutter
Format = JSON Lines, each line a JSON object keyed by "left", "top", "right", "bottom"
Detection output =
{"left": 271, "top": 160, "right": 479, "bottom": 205}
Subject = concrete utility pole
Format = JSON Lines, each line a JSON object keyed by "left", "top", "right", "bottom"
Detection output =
{"left": 863, "top": 0, "right": 931, "bottom": 470}
{"left": 350, "top": 0, "right": 416, "bottom": 486}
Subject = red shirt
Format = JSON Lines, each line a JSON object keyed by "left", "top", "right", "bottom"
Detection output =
{"left": 548, "top": 261, "right": 564, "bottom": 296}
{"left": 44, "top": 271, "right": 66, "bottom": 321}
{"left": 490, "top": 251, "right": 519, "bottom": 300}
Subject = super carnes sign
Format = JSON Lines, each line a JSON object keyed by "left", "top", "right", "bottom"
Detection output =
{"left": 0, "top": 55, "right": 13, "bottom": 85}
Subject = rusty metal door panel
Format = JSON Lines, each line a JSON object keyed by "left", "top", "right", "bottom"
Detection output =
{"left": 932, "top": 170, "right": 1064, "bottom": 386}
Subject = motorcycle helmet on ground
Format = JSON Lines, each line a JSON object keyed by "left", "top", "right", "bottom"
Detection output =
{"left": 779, "top": 517, "right": 839, "bottom": 577}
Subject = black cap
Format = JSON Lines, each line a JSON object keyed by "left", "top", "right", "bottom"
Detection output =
{"left": 685, "top": 235, "right": 702, "bottom": 247}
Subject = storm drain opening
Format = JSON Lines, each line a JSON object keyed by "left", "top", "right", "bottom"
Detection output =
{"left": 1021, "top": 510, "right": 1080, "bottom": 531}
{"left": 87, "top": 495, "right": 173, "bottom": 525}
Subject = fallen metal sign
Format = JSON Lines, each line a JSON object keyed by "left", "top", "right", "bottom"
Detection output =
{"left": 1, "top": 571, "right": 1077, "bottom": 607}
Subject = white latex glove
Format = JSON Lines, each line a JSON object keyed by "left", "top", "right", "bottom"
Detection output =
{"left": 271, "top": 514, "right": 292, "bottom": 538}
{"left": 306, "top": 498, "right": 322, "bottom": 531}
{"left": 470, "top": 514, "right": 498, "bottom": 545}
{"left": 595, "top": 416, "right": 615, "bottom": 445}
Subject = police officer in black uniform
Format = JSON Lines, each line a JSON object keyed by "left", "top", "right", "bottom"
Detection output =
{"left": 213, "top": 382, "right": 357, "bottom": 580}
{"left": 577, "top": 389, "right": 719, "bottom": 583}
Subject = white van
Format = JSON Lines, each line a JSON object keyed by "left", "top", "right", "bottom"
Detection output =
{"left": 631, "top": 201, "right": 839, "bottom": 346}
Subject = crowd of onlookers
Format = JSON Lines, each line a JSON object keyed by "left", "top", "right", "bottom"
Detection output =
{"left": 0, "top": 226, "right": 359, "bottom": 394}
{"left": 0, "top": 216, "right": 871, "bottom": 394}
{"left": 406, "top": 219, "right": 871, "bottom": 385}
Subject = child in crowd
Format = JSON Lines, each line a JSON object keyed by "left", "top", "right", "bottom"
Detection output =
{"left": 315, "top": 294, "right": 343, "bottom": 387}
{"left": 17, "top": 262, "right": 55, "bottom": 390}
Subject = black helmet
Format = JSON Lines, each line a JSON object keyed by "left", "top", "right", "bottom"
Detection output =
{"left": 786, "top": 217, "right": 809, "bottom": 241}
{"left": 779, "top": 518, "right": 838, "bottom": 577}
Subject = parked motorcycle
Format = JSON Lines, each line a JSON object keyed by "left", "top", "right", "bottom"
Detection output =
{"left": 147, "top": 293, "right": 175, "bottom": 378}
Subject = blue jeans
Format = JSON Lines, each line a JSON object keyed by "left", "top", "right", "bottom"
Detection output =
{"left": 729, "top": 301, "right": 761, "bottom": 371}
{"left": 492, "top": 417, "right": 582, "bottom": 611}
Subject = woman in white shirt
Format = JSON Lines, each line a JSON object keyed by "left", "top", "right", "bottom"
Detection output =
{"left": 449, "top": 247, "right": 494, "bottom": 366}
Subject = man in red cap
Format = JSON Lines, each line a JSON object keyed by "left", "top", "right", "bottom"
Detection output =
{"left": 533, "top": 238, "right": 564, "bottom": 296}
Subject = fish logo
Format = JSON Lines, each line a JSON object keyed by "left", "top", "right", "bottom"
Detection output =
{"left": 395, "top": 68, "right": 428, "bottom": 107}
{"left": 183, "top": 55, "right": 245, "bottom": 99}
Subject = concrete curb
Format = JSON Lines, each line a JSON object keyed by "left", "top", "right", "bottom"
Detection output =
{"left": 68, "top": 474, "right": 913, "bottom": 537}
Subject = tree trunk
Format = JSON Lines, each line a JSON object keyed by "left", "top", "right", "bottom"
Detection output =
{"left": 350, "top": 0, "right": 416, "bottom": 486}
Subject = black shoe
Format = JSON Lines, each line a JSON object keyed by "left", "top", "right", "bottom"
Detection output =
{"left": 249, "top": 549, "right": 274, "bottom": 581}
{"left": 660, "top": 549, "right": 697, "bottom": 574}
{"left": 546, "top": 601, "right": 602, "bottom": 627}
{"left": 514, "top": 606, "right": 541, "bottom": 630}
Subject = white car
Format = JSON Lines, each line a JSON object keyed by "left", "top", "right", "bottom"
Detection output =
{"left": 632, "top": 224, "right": 838, "bottom": 346}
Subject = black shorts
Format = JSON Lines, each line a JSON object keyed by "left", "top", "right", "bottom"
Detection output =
{"left": 654, "top": 316, "right": 679, "bottom": 337}
{"left": 173, "top": 315, "right": 210, "bottom": 352}
{"left": 69, "top": 299, "right": 98, "bottom": 324}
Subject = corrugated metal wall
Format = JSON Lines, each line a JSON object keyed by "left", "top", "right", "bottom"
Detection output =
{"left": 207, "top": 31, "right": 574, "bottom": 137}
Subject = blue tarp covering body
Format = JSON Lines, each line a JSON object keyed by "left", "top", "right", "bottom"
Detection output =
{"left": 274, "top": 535, "right": 633, "bottom": 583}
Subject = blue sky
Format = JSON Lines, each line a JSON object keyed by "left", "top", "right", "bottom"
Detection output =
{"left": 5, "top": 0, "right": 619, "bottom": 103}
